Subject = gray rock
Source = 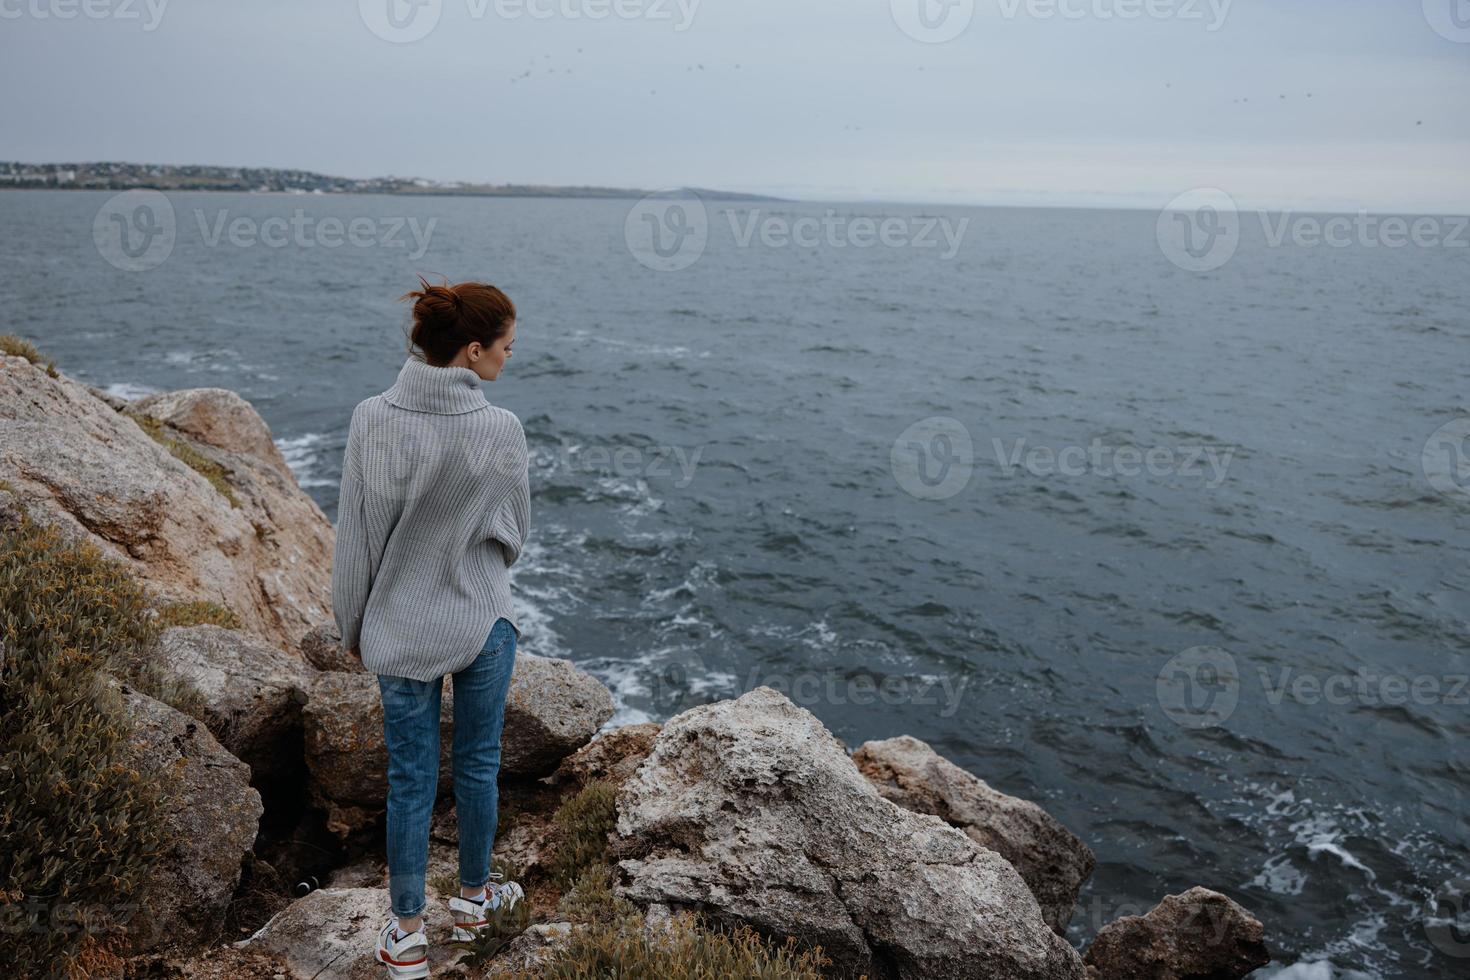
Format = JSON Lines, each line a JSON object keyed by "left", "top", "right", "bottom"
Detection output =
{"left": 611, "top": 686, "right": 1086, "bottom": 980}
{"left": 485, "top": 922, "right": 577, "bottom": 977}
{"left": 235, "top": 887, "right": 464, "bottom": 979}
{"left": 0, "top": 354, "right": 334, "bottom": 652}
{"left": 116, "top": 679, "right": 263, "bottom": 955}
{"left": 502, "top": 651, "right": 616, "bottom": 777}
{"left": 302, "top": 671, "right": 454, "bottom": 838}
{"left": 1083, "top": 886, "right": 1270, "bottom": 980}
{"left": 852, "top": 734, "right": 1094, "bottom": 934}
{"left": 156, "top": 624, "right": 317, "bottom": 785}
{"left": 130, "top": 386, "right": 295, "bottom": 481}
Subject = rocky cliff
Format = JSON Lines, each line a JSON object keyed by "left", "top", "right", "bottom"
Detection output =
{"left": 0, "top": 346, "right": 1272, "bottom": 979}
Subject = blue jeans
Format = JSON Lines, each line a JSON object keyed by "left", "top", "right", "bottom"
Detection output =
{"left": 377, "top": 617, "right": 518, "bottom": 919}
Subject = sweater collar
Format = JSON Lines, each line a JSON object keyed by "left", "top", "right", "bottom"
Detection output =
{"left": 383, "top": 355, "right": 489, "bottom": 415}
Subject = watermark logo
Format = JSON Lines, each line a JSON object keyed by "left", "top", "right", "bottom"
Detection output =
{"left": 1157, "top": 646, "right": 1240, "bottom": 729}
{"left": 1423, "top": 418, "right": 1470, "bottom": 500}
{"left": 891, "top": 0, "right": 974, "bottom": 43}
{"left": 193, "top": 208, "right": 437, "bottom": 259}
{"left": 1259, "top": 667, "right": 1468, "bottom": 708}
{"left": 890, "top": 417, "right": 975, "bottom": 501}
{"left": 92, "top": 190, "right": 175, "bottom": 272}
{"left": 1259, "top": 212, "right": 1468, "bottom": 250}
{"left": 890, "top": 420, "right": 1237, "bottom": 499}
{"left": 359, "top": 0, "right": 442, "bottom": 43}
{"left": 0, "top": 0, "right": 169, "bottom": 30}
{"left": 725, "top": 209, "right": 969, "bottom": 259}
{"left": 745, "top": 667, "right": 968, "bottom": 718}
{"left": 1424, "top": 876, "right": 1470, "bottom": 958}
{"left": 543, "top": 439, "right": 703, "bottom": 488}
{"left": 625, "top": 194, "right": 709, "bottom": 272}
{"left": 0, "top": 898, "right": 141, "bottom": 937}
{"left": 493, "top": 0, "right": 700, "bottom": 29}
{"left": 359, "top": 416, "right": 446, "bottom": 506}
{"left": 360, "top": 0, "right": 699, "bottom": 41}
{"left": 1424, "top": 0, "right": 1470, "bottom": 43}
{"left": 1157, "top": 187, "right": 1239, "bottom": 273}
{"left": 997, "top": 0, "right": 1232, "bottom": 30}
{"left": 992, "top": 437, "right": 1235, "bottom": 487}
{"left": 649, "top": 648, "right": 717, "bottom": 717}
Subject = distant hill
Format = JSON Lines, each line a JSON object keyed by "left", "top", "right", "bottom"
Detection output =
{"left": 0, "top": 161, "right": 787, "bottom": 202}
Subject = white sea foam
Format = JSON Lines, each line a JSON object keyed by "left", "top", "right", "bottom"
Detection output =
{"left": 103, "top": 380, "right": 160, "bottom": 401}
{"left": 642, "top": 560, "right": 720, "bottom": 605}
{"left": 274, "top": 432, "right": 334, "bottom": 488}
{"left": 1226, "top": 780, "right": 1446, "bottom": 978}
{"left": 569, "top": 329, "right": 709, "bottom": 359}
{"left": 1260, "top": 961, "right": 1381, "bottom": 980}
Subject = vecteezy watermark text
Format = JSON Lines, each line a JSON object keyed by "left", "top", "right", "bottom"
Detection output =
{"left": 541, "top": 439, "right": 703, "bottom": 487}
{"left": 992, "top": 437, "right": 1235, "bottom": 488}
{"left": 1157, "top": 187, "right": 1469, "bottom": 272}
{"left": 0, "top": 0, "right": 168, "bottom": 30}
{"left": 92, "top": 191, "right": 438, "bottom": 271}
{"left": 1157, "top": 645, "right": 1470, "bottom": 729}
{"left": 726, "top": 209, "right": 969, "bottom": 259}
{"left": 359, "top": 0, "right": 699, "bottom": 43}
{"left": 997, "top": 0, "right": 1232, "bottom": 30}
{"left": 890, "top": 0, "right": 1231, "bottom": 43}
{"left": 624, "top": 194, "right": 971, "bottom": 272}
{"left": 889, "top": 417, "right": 1238, "bottom": 501}
{"left": 744, "top": 668, "right": 968, "bottom": 718}
{"left": 193, "top": 209, "right": 436, "bottom": 259}
{"left": 651, "top": 664, "right": 970, "bottom": 718}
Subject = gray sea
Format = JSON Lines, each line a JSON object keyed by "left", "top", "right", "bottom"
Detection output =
{"left": 4, "top": 189, "right": 1466, "bottom": 979}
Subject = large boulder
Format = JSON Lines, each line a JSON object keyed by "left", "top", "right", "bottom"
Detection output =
{"left": 852, "top": 734, "right": 1094, "bottom": 934}
{"left": 302, "top": 671, "right": 454, "bottom": 838}
{"left": 156, "top": 624, "right": 317, "bottom": 786}
{"left": 116, "top": 680, "right": 264, "bottom": 955}
{"left": 502, "top": 651, "right": 617, "bottom": 777}
{"left": 131, "top": 387, "right": 295, "bottom": 481}
{"left": 1083, "top": 886, "right": 1270, "bottom": 980}
{"left": 610, "top": 686, "right": 1086, "bottom": 980}
{"left": 303, "top": 652, "right": 614, "bottom": 836}
{"left": 0, "top": 354, "right": 334, "bottom": 651}
{"left": 236, "top": 887, "right": 464, "bottom": 979}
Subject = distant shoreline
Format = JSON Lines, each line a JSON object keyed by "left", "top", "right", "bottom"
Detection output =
{"left": 0, "top": 160, "right": 787, "bottom": 203}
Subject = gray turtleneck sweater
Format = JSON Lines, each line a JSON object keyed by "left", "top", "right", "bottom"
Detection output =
{"left": 331, "top": 355, "right": 530, "bottom": 681}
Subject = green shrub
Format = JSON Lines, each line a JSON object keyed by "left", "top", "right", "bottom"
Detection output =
{"left": 0, "top": 513, "right": 178, "bottom": 978}
{"left": 533, "top": 905, "right": 833, "bottom": 979}
{"left": 131, "top": 414, "right": 239, "bottom": 508}
{"left": 0, "top": 334, "right": 59, "bottom": 378}
{"left": 555, "top": 863, "right": 639, "bottom": 929}
{"left": 547, "top": 780, "right": 618, "bottom": 888}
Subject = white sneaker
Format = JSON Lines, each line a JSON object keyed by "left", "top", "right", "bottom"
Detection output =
{"left": 448, "top": 871, "right": 525, "bottom": 942}
{"left": 375, "top": 915, "right": 429, "bottom": 979}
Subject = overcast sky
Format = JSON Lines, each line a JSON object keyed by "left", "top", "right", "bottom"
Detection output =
{"left": 3, "top": 0, "right": 1467, "bottom": 211}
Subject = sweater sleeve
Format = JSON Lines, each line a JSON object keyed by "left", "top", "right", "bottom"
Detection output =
{"left": 487, "top": 417, "right": 531, "bottom": 567}
{"left": 331, "top": 416, "right": 372, "bottom": 652}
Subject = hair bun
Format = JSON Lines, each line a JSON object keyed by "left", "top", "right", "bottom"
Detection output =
{"left": 399, "top": 275, "right": 517, "bottom": 367}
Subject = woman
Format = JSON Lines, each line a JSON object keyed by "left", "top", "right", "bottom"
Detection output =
{"left": 331, "top": 276, "right": 529, "bottom": 979}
